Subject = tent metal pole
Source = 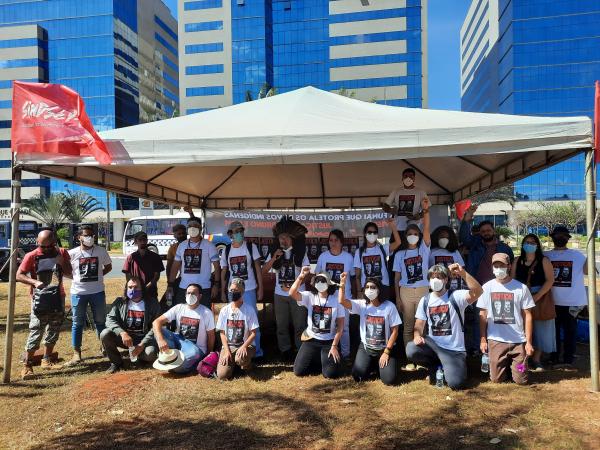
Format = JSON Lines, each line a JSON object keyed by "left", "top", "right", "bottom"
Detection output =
{"left": 105, "top": 191, "right": 110, "bottom": 251}
{"left": 585, "top": 148, "right": 599, "bottom": 392}
{"left": 2, "top": 166, "right": 22, "bottom": 384}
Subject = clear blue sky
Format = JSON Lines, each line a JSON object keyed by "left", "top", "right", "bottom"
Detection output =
{"left": 163, "top": 0, "right": 471, "bottom": 110}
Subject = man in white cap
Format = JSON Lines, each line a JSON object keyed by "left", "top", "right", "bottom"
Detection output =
{"left": 152, "top": 283, "right": 215, "bottom": 373}
{"left": 220, "top": 220, "right": 264, "bottom": 358}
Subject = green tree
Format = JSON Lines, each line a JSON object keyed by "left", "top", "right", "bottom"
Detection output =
{"left": 245, "top": 83, "right": 277, "bottom": 101}
{"left": 23, "top": 194, "right": 68, "bottom": 229}
{"left": 62, "top": 189, "right": 105, "bottom": 223}
{"left": 473, "top": 184, "right": 518, "bottom": 209}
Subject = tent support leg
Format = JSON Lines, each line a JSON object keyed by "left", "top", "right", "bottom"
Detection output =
{"left": 2, "top": 167, "right": 22, "bottom": 384}
{"left": 585, "top": 148, "right": 599, "bottom": 392}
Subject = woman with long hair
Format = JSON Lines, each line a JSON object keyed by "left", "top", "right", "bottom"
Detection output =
{"left": 429, "top": 225, "right": 465, "bottom": 293}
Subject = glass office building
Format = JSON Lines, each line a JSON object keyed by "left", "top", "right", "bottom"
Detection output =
{"left": 461, "top": 0, "right": 600, "bottom": 201}
{"left": 0, "top": 0, "right": 178, "bottom": 209}
{"left": 179, "top": 0, "right": 428, "bottom": 115}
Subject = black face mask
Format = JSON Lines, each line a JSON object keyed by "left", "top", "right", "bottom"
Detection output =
{"left": 553, "top": 237, "right": 568, "bottom": 248}
{"left": 228, "top": 291, "right": 242, "bottom": 302}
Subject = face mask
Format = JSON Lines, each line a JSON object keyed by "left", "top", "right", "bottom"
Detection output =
{"left": 552, "top": 237, "right": 568, "bottom": 248}
{"left": 186, "top": 293, "right": 198, "bottom": 306}
{"left": 438, "top": 238, "right": 449, "bottom": 249}
{"left": 81, "top": 236, "right": 94, "bottom": 247}
{"left": 127, "top": 288, "right": 142, "bottom": 301}
{"left": 364, "top": 288, "right": 378, "bottom": 301}
{"left": 407, "top": 235, "right": 419, "bottom": 246}
{"left": 366, "top": 233, "right": 378, "bottom": 244}
{"left": 283, "top": 246, "right": 293, "bottom": 258}
{"left": 493, "top": 267, "right": 508, "bottom": 280}
{"left": 233, "top": 232, "right": 244, "bottom": 243}
{"left": 403, "top": 177, "right": 414, "bottom": 187}
{"left": 429, "top": 278, "right": 445, "bottom": 292}
{"left": 315, "top": 282, "right": 329, "bottom": 293}
{"left": 228, "top": 291, "right": 242, "bottom": 302}
{"left": 188, "top": 227, "right": 200, "bottom": 238}
{"left": 523, "top": 243, "right": 537, "bottom": 254}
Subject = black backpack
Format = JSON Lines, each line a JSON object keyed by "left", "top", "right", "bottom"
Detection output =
{"left": 225, "top": 241, "right": 258, "bottom": 283}
{"left": 422, "top": 293, "right": 465, "bottom": 334}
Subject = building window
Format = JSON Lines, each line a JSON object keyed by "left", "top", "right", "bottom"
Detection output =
{"left": 186, "top": 86, "right": 225, "bottom": 96}
{"left": 185, "top": 21, "right": 223, "bottom": 32}
{"left": 185, "top": 64, "right": 224, "bottom": 75}
{"left": 184, "top": 0, "right": 223, "bottom": 11}
{"left": 185, "top": 42, "right": 224, "bottom": 54}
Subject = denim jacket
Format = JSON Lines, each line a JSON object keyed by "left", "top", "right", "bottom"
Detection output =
{"left": 459, "top": 220, "right": 514, "bottom": 277}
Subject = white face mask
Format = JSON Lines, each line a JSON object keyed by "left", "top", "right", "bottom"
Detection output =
{"left": 314, "top": 282, "right": 329, "bottom": 293}
{"left": 283, "top": 246, "right": 292, "bottom": 258}
{"left": 430, "top": 278, "right": 445, "bottom": 292}
{"left": 188, "top": 227, "right": 200, "bottom": 238}
{"left": 407, "top": 235, "right": 419, "bottom": 246}
{"left": 403, "top": 177, "right": 414, "bottom": 187}
{"left": 81, "top": 236, "right": 94, "bottom": 247}
{"left": 493, "top": 267, "right": 508, "bottom": 280}
{"left": 366, "top": 233, "right": 378, "bottom": 244}
{"left": 185, "top": 293, "right": 198, "bottom": 306}
{"left": 438, "top": 238, "right": 449, "bottom": 249}
{"left": 364, "top": 288, "right": 378, "bottom": 300}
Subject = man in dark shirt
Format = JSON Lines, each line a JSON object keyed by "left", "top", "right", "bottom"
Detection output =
{"left": 122, "top": 231, "right": 164, "bottom": 300}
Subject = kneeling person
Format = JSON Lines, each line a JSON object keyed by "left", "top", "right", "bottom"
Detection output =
{"left": 407, "top": 263, "right": 482, "bottom": 390}
{"left": 216, "top": 278, "right": 259, "bottom": 380}
{"left": 339, "top": 273, "right": 401, "bottom": 386}
{"left": 101, "top": 277, "right": 161, "bottom": 373}
{"left": 152, "top": 283, "right": 215, "bottom": 373}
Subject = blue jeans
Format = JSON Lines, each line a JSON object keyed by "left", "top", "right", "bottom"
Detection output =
{"left": 161, "top": 328, "right": 205, "bottom": 374}
{"left": 71, "top": 291, "right": 106, "bottom": 350}
{"left": 240, "top": 289, "right": 262, "bottom": 357}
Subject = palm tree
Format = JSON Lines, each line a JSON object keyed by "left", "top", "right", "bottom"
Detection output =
{"left": 245, "top": 82, "right": 277, "bottom": 101}
{"left": 63, "top": 189, "right": 105, "bottom": 223}
{"left": 23, "top": 194, "right": 69, "bottom": 229}
{"left": 473, "top": 184, "right": 518, "bottom": 209}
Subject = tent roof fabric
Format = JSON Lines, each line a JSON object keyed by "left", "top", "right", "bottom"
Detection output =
{"left": 15, "top": 86, "right": 592, "bottom": 208}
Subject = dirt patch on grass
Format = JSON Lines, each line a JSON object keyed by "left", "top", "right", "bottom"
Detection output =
{"left": 73, "top": 370, "right": 154, "bottom": 407}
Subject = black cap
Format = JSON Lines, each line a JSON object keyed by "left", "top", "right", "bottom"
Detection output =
{"left": 550, "top": 226, "right": 571, "bottom": 237}
{"left": 134, "top": 231, "right": 148, "bottom": 239}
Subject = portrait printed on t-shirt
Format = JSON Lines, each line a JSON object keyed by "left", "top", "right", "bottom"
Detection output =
{"left": 319, "top": 237, "right": 329, "bottom": 255}
{"left": 278, "top": 257, "right": 295, "bottom": 288}
{"left": 551, "top": 261, "right": 573, "bottom": 287}
{"left": 365, "top": 315, "right": 386, "bottom": 348}
{"left": 226, "top": 318, "right": 245, "bottom": 347}
{"left": 306, "top": 238, "right": 320, "bottom": 264}
{"left": 404, "top": 255, "right": 423, "bottom": 284}
{"left": 429, "top": 304, "right": 451, "bottom": 336}
{"left": 397, "top": 194, "right": 415, "bottom": 216}
{"left": 363, "top": 254, "right": 382, "bottom": 280}
{"left": 311, "top": 305, "right": 333, "bottom": 334}
{"left": 325, "top": 262, "right": 344, "bottom": 284}
{"left": 180, "top": 316, "right": 200, "bottom": 342}
{"left": 230, "top": 255, "right": 248, "bottom": 280}
{"left": 79, "top": 256, "right": 99, "bottom": 282}
{"left": 259, "top": 237, "right": 274, "bottom": 260}
{"left": 183, "top": 248, "right": 202, "bottom": 274}
{"left": 126, "top": 309, "right": 144, "bottom": 332}
{"left": 434, "top": 255, "right": 461, "bottom": 290}
{"left": 491, "top": 292, "right": 516, "bottom": 324}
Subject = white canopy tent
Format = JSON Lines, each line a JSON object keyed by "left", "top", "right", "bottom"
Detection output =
{"left": 14, "top": 86, "right": 592, "bottom": 208}
{"left": 3, "top": 86, "right": 598, "bottom": 389}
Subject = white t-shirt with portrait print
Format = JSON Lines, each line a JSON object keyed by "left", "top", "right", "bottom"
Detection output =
{"left": 266, "top": 253, "right": 310, "bottom": 297}
{"left": 298, "top": 291, "right": 345, "bottom": 341}
{"left": 69, "top": 245, "right": 112, "bottom": 295}
{"left": 544, "top": 249, "right": 587, "bottom": 307}
{"left": 349, "top": 299, "right": 401, "bottom": 350}
{"left": 353, "top": 245, "right": 390, "bottom": 287}
{"left": 393, "top": 240, "right": 430, "bottom": 288}
{"left": 385, "top": 187, "right": 427, "bottom": 230}
{"left": 415, "top": 290, "right": 471, "bottom": 352}
{"left": 315, "top": 250, "right": 355, "bottom": 294}
{"left": 216, "top": 302, "right": 259, "bottom": 349}
{"left": 175, "top": 239, "right": 219, "bottom": 290}
{"left": 163, "top": 303, "right": 215, "bottom": 353}
{"left": 219, "top": 242, "right": 262, "bottom": 291}
{"left": 477, "top": 278, "right": 535, "bottom": 344}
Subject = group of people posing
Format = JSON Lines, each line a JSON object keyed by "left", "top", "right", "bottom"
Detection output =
{"left": 15, "top": 169, "right": 588, "bottom": 389}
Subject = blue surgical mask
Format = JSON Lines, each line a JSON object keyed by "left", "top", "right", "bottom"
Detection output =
{"left": 127, "top": 288, "right": 142, "bottom": 301}
{"left": 523, "top": 243, "right": 537, "bottom": 254}
{"left": 233, "top": 232, "right": 244, "bottom": 243}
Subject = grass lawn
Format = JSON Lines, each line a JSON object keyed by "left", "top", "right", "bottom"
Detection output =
{"left": 0, "top": 279, "right": 599, "bottom": 450}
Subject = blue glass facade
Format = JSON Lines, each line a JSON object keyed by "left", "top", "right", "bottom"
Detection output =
{"left": 462, "top": 0, "right": 600, "bottom": 201}
{"left": 0, "top": 0, "right": 178, "bottom": 210}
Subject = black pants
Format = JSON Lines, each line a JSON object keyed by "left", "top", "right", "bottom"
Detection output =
{"left": 553, "top": 305, "right": 578, "bottom": 364}
{"left": 293, "top": 339, "right": 342, "bottom": 379}
{"left": 352, "top": 344, "right": 398, "bottom": 385}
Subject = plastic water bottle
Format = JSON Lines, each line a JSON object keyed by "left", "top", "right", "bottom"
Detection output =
{"left": 165, "top": 289, "right": 173, "bottom": 307}
{"left": 481, "top": 353, "right": 490, "bottom": 373}
{"left": 129, "top": 346, "right": 138, "bottom": 363}
{"left": 435, "top": 366, "right": 444, "bottom": 388}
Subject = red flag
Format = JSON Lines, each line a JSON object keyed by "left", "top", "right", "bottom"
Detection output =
{"left": 455, "top": 199, "right": 472, "bottom": 221}
{"left": 11, "top": 81, "right": 112, "bottom": 164}
{"left": 595, "top": 80, "right": 600, "bottom": 163}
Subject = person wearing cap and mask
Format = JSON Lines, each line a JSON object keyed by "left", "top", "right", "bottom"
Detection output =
{"left": 339, "top": 273, "right": 402, "bottom": 385}
{"left": 289, "top": 267, "right": 345, "bottom": 378}
{"left": 544, "top": 226, "right": 588, "bottom": 369}
{"left": 122, "top": 231, "right": 164, "bottom": 300}
{"left": 165, "top": 206, "right": 198, "bottom": 298}
{"left": 65, "top": 225, "right": 113, "bottom": 367}
{"left": 216, "top": 278, "right": 260, "bottom": 380}
{"left": 478, "top": 253, "right": 535, "bottom": 385}
{"left": 153, "top": 283, "right": 215, "bottom": 373}
{"left": 167, "top": 217, "right": 221, "bottom": 308}
{"left": 407, "top": 264, "right": 482, "bottom": 390}
{"left": 17, "top": 229, "right": 73, "bottom": 380}
{"left": 220, "top": 221, "right": 264, "bottom": 358}
{"left": 101, "top": 276, "right": 161, "bottom": 374}
{"left": 383, "top": 167, "right": 429, "bottom": 232}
